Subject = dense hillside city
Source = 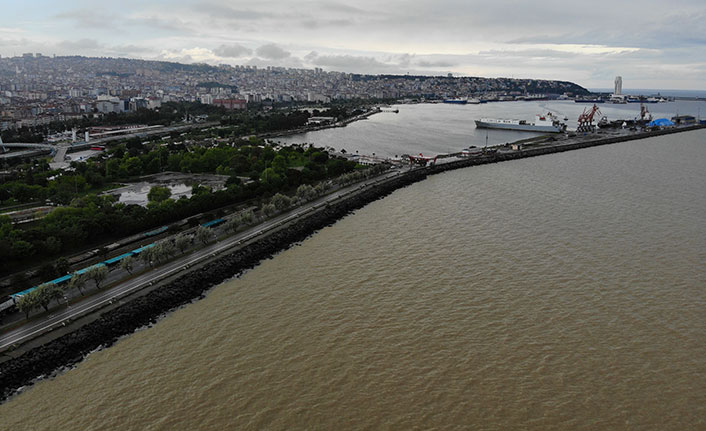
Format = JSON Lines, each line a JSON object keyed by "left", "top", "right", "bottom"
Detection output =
{"left": 0, "top": 55, "right": 589, "bottom": 130}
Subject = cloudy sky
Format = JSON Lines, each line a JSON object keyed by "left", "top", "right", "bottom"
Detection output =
{"left": 2, "top": 0, "right": 705, "bottom": 89}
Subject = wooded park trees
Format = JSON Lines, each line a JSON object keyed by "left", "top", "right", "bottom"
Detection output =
{"left": 1, "top": 137, "right": 358, "bottom": 276}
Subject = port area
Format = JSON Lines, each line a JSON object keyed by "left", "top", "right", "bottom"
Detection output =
{"left": 425, "top": 124, "right": 706, "bottom": 172}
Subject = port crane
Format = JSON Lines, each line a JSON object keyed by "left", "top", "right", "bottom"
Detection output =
{"left": 639, "top": 103, "right": 653, "bottom": 122}
{"left": 577, "top": 104, "right": 602, "bottom": 132}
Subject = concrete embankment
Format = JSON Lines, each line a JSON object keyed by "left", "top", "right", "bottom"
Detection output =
{"left": 0, "top": 169, "right": 427, "bottom": 402}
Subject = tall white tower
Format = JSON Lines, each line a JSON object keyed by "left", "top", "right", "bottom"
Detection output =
{"left": 614, "top": 76, "right": 623, "bottom": 95}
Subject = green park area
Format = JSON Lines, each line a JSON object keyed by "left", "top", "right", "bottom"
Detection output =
{"left": 1, "top": 127, "right": 371, "bottom": 284}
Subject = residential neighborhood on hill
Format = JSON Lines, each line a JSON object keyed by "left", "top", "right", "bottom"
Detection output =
{"left": 0, "top": 55, "right": 589, "bottom": 130}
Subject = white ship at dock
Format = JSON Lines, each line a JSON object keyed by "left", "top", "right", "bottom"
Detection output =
{"left": 475, "top": 113, "right": 566, "bottom": 133}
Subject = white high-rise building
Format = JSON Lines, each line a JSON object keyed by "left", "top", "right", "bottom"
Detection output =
{"left": 200, "top": 94, "right": 213, "bottom": 105}
{"left": 614, "top": 76, "right": 622, "bottom": 95}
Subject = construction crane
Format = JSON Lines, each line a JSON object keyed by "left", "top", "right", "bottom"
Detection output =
{"left": 577, "top": 104, "right": 602, "bottom": 133}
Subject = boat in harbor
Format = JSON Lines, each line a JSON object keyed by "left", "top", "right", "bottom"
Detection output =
{"left": 575, "top": 97, "right": 605, "bottom": 103}
{"left": 444, "top": 97, "right": 481, "bottom": 104}
{"left": 598, "top": 116, "right": 633, "bottom": 129}
{"left": 474, "top": 113, "right": 566, "bottom": 133}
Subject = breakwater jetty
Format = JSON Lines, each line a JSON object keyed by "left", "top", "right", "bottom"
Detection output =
{"left": 1, "top": 124, "right": 703, "bottom": 402}
{"left": 426, "top": 124, "right": 706, "bottom": 174}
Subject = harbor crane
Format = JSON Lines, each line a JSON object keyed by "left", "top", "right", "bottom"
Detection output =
{"left": 640, "top": 103, "right": 653, "bottom": 122}
{"left": 577, "top": 104, "right": 602, "bottom": 132}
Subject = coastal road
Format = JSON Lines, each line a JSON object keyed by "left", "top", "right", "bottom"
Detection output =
{"left": 0, "top": 168, "right": 409, "bottom": 351}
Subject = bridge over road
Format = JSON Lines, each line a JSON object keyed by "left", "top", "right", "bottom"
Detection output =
{"left": 0, "top": 136, "right": 58, "bottom": 152}
{"left": 0, "top": 136, "right": 72, "bottom": 163}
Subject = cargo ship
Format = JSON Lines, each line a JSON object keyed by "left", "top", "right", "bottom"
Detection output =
{"left": 444, "top": 97, "right": 481, "bottom": 104}
{"left": 443, "top": 98, "right": 468, "bottom": 104}
{"left": 598, "top": 117, "right": 634, "bottom": 129}
{"left": 474, "top": 113, "right": 566, "bottom": 133}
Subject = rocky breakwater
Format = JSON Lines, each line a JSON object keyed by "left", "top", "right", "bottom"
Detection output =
{"left": 426, "top": 124, "right": 706, "bottom": 175}
{"left": 0, "top": 168, "right": 427, "bottom": 403}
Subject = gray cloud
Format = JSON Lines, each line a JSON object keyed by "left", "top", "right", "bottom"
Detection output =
{"left": 156, "top": 52, "right": 194, "bottom": 64}
{"left": 114, "top": 44, "right": 154, "bottom": 53}
{"left": 301, "top": 18, "right": 353, "bottom": 29}
{"left": 56, "top": 39, "right": 103, "bottom": 51}
{"left": 197, "top": 3, "right": 278, "bottom": 21}
{"left": 304, "top": 52, "right": 401, "bottom": 74}
{"left": 56, "top": 8, "right": 192, "bottom": 36}
{"left": 126, "top": 16, "right": 193, "bottom": 34}
{"left": 256, "top": 43, "right": 290, "bottom": 60}
{"left": 478, "top": 49, "right": 578, "bottom": 60}
{"left": 54, "top": 10, "right": 115, "bottom": 29}
{"left": 303, "top": 51, "right": 460, "bottom": 75}
{"left": 108, "top": 44, "right": 156, "bottom": 56}
{"left": 416, "top": 60, "right": 457, "bottom": 68}
{"left": 0, "top": 37, "right": 38, "bottom": 53}
{"left": 303, "top": 51, "right": 318, "bottom": 62}
{"left": 314, "top": 2, "right": 369, "bottom": 15}
{"left": 392, "top": 53, "right": 414, "bottom": 68}
{"left": 214, "top": 44, "right": 252, "bottom": 58}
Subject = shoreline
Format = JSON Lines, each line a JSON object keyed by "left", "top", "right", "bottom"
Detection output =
{"left": 1, "top": 124, "right": 704, "bottom": 403}
{"left": 258, "top": 107, "right": 381, "bottom": 140}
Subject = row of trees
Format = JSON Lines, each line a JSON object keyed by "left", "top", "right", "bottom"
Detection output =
{"left": 260, "top": 182, "right": 331, "bottom": 217}
{"left": 16, "top": 265, "right": 108, "bottom": 318}
{"left": 14, "top": 205, "right": 267, "bottom": 318}
{"left": 335, "top": 163, "right": 390, "bottom": 186}
{"left": 131, "top": 207, "right": 258, "bottom": 269}
{"left": 223, "top": 209, "right": 255, "bottom": 234}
